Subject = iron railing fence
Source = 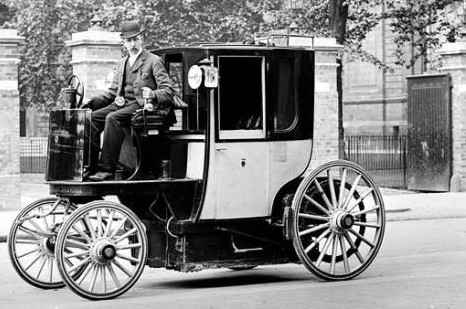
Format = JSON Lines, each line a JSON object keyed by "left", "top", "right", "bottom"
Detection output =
{"left": 20, "top": 137, "right": 48, "bottom": 173}
{"left": 344, "top": 134, "right": 407, "bottom": 189}
{"left": 20, "top": 135, "right": 409, "bottom": 190}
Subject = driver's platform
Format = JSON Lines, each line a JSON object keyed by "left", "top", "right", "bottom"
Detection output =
{"left": 47, "top": 178, "right": 201, "bottom": 197}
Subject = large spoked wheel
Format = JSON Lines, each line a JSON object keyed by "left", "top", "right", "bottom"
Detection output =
{"left": 55, "top": 201, "right": 148, "bottom": 300}
{"left": 8, "top": 198, "right": 76, "bottom": 289}
{"left": 291, "top": 160, "right": 385, "bottom": 281}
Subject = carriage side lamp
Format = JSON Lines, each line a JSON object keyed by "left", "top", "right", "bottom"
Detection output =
{"left": 187, "top": 59, "right": 219, "bottom": 90}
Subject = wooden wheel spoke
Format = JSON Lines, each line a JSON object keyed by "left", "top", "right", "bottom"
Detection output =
{"left": 64, "top": 250, "right": 89, "bottom": 259}
{"left": 343, "top": 231, "right": 365, "bottom": 264}
{"left": 24, "top": 252, "right": 43, "bottom": 271}
{"left": 96, "top": 209, "right": 103, "bottom": 238}
{"left": 103, "top": 210, "right": 116, "bottom": 238}
{"left": 115, "top": 227, "right": 137, "bottom": 244}
{"left": 353, "top": 205, "right": 380, "bottom": 217}
{"left": 17, "top": 246, "right": 41, "bottom": 259}
{"left": 117, "top": 243, "right": 142, "bottom": 250}
{"left": 107, "top": 263, "right": 121, "bottom": 288}
{"left": 101, "top": 265, "right": 107, "bottom": 293}
{"left": 36, "top": 256, "right": 48, "bottom": 278}
{"left": 341, "top": 174, "right": 362, "bottom": 210}
{"left": 110, "top": 217, "right": 128, "bottom": 239}
{"left": 89, "top": 264, "right": 99, "bottom": 292}
{"left": 72, "top": 226, "right": 92, "bottom": 244}
{"left": 112, "top": 259, "right": 133, "bottom": 278}
{"left": 304, "top": 228, "right": 332, "bottom": 254}
{"left": 18, "top": 226, "right": 42, "bottom": 240}
{"left": 298, "top": 213, "right": 329, "bottom": 221}
{"left": 48, "top": 257, "right": 54, "bottom": 283}
{"left": 83, "top": 215, "right": 96, "bottom": 240}
{"left": 330, "top": 233, "right": 338, "bottom": 274}
{"left": 69, "top": 256, "right": 91, "bottom": 273}
{"left": 353, "top": 221, "right": 380, "bottom": 229}
{"left": 313, "top": 179, "right": 334, "bottom": 210}
{"left": 339, "top": 234, "right": 350, "bottom": 273}
{"left": 338, "top": 168, "right": 347, "bottom": 207}
{"left": 76, "top": 262, "right": 93, "bottom": 285}
{"left": 16, "top": 238, "right": 39, "bottom": 245}
{"left": 327, "top": 171, "right": 338, "bottom": 209}
{"left": 303, "top": 194, "right": 330, "bottom": 215}
{"left": 346, "top": 188, "right": 374, "bottom": 212}
{"left": 27, "top": 218, "right": 47, "bottom": 235}
{"left": 347, "top": 228, "right": 375, "bottom": 248}
{"left": 116, "top": 253, "right": 140, "bottom": 264}
{"left": 299, "top": 222, "right": 330, "bottom": 237}
{"left": 65, "top": 239, "right": 90, "bottom": 250}
{"left": 315, "top": 234, "right": 333, "bottom": 267}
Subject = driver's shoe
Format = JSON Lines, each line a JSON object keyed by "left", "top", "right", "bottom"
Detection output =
{"left": 88, "top": 171, "right": 114, "bottom": 182}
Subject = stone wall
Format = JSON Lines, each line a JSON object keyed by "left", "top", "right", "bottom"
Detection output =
{"left": 0, "top": 29, "right": 23, "bottom": 210}
{"left": 305, "top": 38, "right": 341, "bottom": 170}
{"left": 66, "top": 27, "right": 122, "bottom": 102}
{"left": 439, "top": 42, "right": 466, "bottom": 191}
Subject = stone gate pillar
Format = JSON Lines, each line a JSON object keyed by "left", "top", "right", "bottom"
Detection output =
{"left": 439, "top": 42, "right": 466, "bottom": 191}
{"left": 302, "top": 38, "right": 343, "bottom": 171}
{"left": 0, "top": 29, "right": 24, "bottom": 210}
{"left": 66, "top": 23, "right": 121, "bottom": 102}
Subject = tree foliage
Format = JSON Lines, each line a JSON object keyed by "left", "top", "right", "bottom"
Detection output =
{"left": 0, "top": 0, "right": 461, "bottom": 110}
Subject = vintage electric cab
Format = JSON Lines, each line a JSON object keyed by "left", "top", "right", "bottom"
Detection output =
{"left": 9, "top": 36, "right": 386, "bottom": 300}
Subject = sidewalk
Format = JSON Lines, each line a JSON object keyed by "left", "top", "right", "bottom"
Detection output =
{"left": 1, "top": 178, "right": 466, "bottom": 242}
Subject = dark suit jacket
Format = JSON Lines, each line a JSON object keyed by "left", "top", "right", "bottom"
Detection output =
{"left": 91, "top": 50, "right": 175, "bottom": 118}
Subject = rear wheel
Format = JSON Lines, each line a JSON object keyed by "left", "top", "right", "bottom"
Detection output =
{"left": 8, "top": 198, "right": 76, "bottom": 289}
{"left": 55, "top": 200, "right": 148, "bottom": 300}
{"left": 291, "top": 160, "right": 385, "bottom": 280}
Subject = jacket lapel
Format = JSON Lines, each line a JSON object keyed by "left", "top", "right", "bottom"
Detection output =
{"left": 117, "top": 57, "right": 127, "bottom": 96}
{"left": 132, "top": 50, "right": 148, "bottom": 72}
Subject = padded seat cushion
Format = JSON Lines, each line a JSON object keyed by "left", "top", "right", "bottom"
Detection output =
{"left": 131, "top": 109, "right": 169, "bottom": 132}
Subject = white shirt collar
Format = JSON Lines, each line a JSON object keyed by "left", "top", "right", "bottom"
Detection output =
{"left": 128, "top": 50, "right": 142, "bottom": 66}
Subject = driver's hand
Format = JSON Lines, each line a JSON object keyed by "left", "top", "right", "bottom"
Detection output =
{"left": 144, "top": 103, "right": 154, "bottom": 112}
{"left": 141, "top": 87, "right": 155, "bottom": 100}
{"left": 80, "top": 99, "right": 93, "bottom": 110}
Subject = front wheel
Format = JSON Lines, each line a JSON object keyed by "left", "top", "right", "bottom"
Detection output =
{"left": 8, "top": 198, "right": 76, "bottom": 289}
{"left": 291, "top": 160, "right": 385, "bottom": 281}
{"left": 55, "top": 200, "right": 148, "bottom": 300}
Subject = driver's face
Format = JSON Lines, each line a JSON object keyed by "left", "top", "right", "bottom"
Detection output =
{"left": 123, "top": 35, "right": 143, "bottom": 55}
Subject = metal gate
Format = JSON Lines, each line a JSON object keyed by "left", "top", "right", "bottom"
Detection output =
{"left": 407, "top": 74, "right": 452, "bottom": 191}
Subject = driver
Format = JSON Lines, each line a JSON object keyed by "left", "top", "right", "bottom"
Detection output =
{"left": 83, "top": 20, "right": 174, "bottom": 181}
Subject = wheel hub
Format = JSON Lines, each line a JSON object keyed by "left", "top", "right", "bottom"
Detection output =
{"left": 331, "top": 210, "right": 354, "bottom": 231}
{"left": 90, "top": 239, "right": 116, "bottom": 263}
{"left": 40, "top": 236, "right": 56, "bottom": 257}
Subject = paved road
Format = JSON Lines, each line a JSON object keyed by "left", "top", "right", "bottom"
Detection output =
{"left": 1, "top": 217, "right": 466, "bottom": 309}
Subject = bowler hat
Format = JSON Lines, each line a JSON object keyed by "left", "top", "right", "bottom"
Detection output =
{"left": 120, "top": 20, "right": 145, "bottom": 39}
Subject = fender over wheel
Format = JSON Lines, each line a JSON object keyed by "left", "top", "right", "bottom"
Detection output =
{"left": 8, "top": 198, "right": 76, "bottom": 289}
{"left": 55, "top": 200, "right": 148, "bottom": 300}
{"left": 291, "top": 160, "right": 386, "bottom": 280}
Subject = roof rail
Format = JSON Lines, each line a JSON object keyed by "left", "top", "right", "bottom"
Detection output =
{"left": 256, "top": 34, "right": 315, "bottom": 48}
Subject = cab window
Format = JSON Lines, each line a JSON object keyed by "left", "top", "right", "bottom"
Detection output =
{"left": 217, "top": 56, "right": 265, "bottom": 140}
{"left": 274, "top": 56, "right": 298, "bottom": 132}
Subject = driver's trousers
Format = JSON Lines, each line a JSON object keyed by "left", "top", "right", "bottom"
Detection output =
{"left": 90, "top": 102, "right": 141, "bottom": 172}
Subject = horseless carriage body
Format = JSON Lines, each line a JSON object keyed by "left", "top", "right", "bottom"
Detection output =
{"left": 8, "top": 35, "right": 386, "bottom": 300}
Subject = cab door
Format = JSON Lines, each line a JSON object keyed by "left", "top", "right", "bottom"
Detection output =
{"left": 212, "top": 55, "right": 269, "bottom": 219}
